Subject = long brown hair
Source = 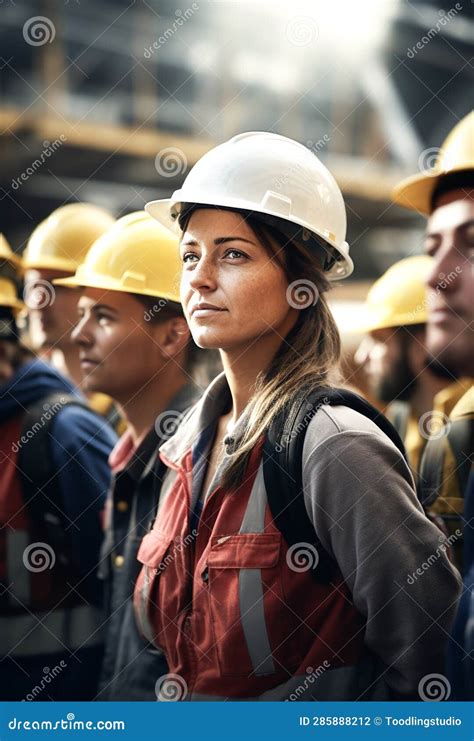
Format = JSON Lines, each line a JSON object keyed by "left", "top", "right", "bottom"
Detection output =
{"left": 179, "top": 206, "right": 342, "bottom": 488}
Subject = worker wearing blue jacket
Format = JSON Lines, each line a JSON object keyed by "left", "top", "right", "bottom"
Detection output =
{"left": 0, "top": 307, "right": 117, "bottom": 701}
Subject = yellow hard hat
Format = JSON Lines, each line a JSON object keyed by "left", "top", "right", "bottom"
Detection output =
{"left": 0, "top": 276, "right": 24, "bottom": 314}
{"left": 358, "top": 255, "right": 434, "bottom": 334}
{"left": 392, "top": 112, "right": 474, "bottom": 214}
{"left": 23, "top": 203, "right": 115, "bottom": 272}
{"left": 0, "top": 233, "right": 22, "bottom": 272}
{"left": 54, "top": 211, "right": 182, "bottom": 303}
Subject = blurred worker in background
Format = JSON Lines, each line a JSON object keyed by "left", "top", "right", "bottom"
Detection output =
{"left": 55, "top": 211, "right": 202, "bottom": 700}
{"left": 0, "top": 234, "right": 23, "bottom": 384}
{"left": 22, "top": 203, "right": 124, "bottom": 431}
{"left": 0, "top": 268, "right": 116, "bottom": 700}
{"left": 0, "top": 269, "right": 26, "bottom": 385}
{"left": 0, "top": 233, "right": 22, "bottom": 285}
{"left": 393, "top": 110, "right": 473, "bottom": 699}
{"left": 355, "top": 255, "right": 449, "bottom": 479}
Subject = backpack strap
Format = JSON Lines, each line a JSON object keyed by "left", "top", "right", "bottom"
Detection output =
{"left": 263, "top": 386, "right": 407, "bottom": 584}
{"left": 418, "top": 417, "right": 473, "bottom": 509}
{"left": 446, "top": 418, "right": 474, "bottom": 502}
{"left": 388, "top": 400, "right": 410, "bottom": 442}
{"left": 17, "top": 392, "right": 103, "bottom": 562}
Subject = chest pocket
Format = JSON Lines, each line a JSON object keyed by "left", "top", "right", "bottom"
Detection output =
{"left": 135, "top": 531, "right": 175, "bottom": 648}
{"left": 205, "top": 532, "right": 301, "bottom": 678}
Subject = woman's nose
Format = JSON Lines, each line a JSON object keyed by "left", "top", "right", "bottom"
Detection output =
{"left": 186, "top": 256, "right": 218, "bottom": 292}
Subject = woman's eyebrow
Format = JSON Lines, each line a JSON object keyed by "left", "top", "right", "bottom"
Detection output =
{"left": 181, "top": 236, "right": 257, "bottom": 247}
{"left": 214, "top": 236, "right": 256, "bottom": 246}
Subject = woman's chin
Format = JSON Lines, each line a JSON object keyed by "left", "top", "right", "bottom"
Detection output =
{"left": 191, "top": 330, "right": 223, "bottom": 350}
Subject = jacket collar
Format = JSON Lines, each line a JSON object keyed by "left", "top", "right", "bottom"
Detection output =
{"left": 159, "top": 372, "right": 250, "bottom": 468}
{"left": 109, "top": 426, "right": 159, "bottom": 480}
{"left": 111, "top": 381, "right": 203, "bottom": 478}
{"left": 433, "top": 377, "right": 473, "bottom": 418}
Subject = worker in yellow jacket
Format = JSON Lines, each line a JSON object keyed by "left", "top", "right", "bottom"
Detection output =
{"left": 355, "top": 255, "right": 450, "bottom": 478}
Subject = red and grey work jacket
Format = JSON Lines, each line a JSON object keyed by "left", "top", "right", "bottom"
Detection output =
{"left": 134, "top": 428, "right": 383, "bottom": 701}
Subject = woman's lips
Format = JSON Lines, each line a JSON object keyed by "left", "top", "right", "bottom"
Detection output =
{"left": 192, "top": 308, "right": 225, "bottom": 317}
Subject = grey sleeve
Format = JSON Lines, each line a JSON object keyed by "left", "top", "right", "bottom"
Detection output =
{"left": 301, "top": 406, "right": 461, "bottom": 697}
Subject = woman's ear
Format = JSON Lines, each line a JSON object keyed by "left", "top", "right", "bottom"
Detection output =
{"left": 154, "top": 317, "right": 191, "bottom": 360}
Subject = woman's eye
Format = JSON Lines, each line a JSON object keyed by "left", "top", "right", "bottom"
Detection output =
{"left": 224, "top": 249, "right": 246, "bottom": 259}
{"left": 182, "top": 252, "right": 198, "bottom": 264}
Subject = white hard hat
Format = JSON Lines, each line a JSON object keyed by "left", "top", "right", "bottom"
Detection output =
{"left": 146, "top": 132, "right": 353, "bottom": 281}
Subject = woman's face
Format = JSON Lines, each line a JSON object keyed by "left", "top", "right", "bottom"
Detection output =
{"left": 179, "top": 209, "right": 298, "bottom": 351}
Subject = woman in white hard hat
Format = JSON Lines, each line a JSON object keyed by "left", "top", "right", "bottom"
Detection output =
{"left": 134, "top": 132, "right": 460, "bottom": 701}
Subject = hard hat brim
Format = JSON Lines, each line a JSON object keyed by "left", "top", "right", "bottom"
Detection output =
{"left": 53, "top": 273, "right": 180, "bottom": 304}
{"left": 0, "top": 234, "right": 22, "bottom": 274}
{"left": 354, "top": 315, "right": 428, "bottom": 335}
{"left": 145, "top": 198, "right": 354, "bottom": 281}
{"left": 0, "top": 298, "right": 25, "bottom": 316}
{"left": 391, "top": 171, "right": 441, "bottom": 215}
{"left": 0, "top": 252, "right": 22, "bottom": 271}
{"left": 0, "top": 297, "right": 24, "bottom": 315}
{"left": 392, "top": 163, "right": 471, "bottom": 215}
{"left": 22, "top": 256, "right": 80, "bottom": 273}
